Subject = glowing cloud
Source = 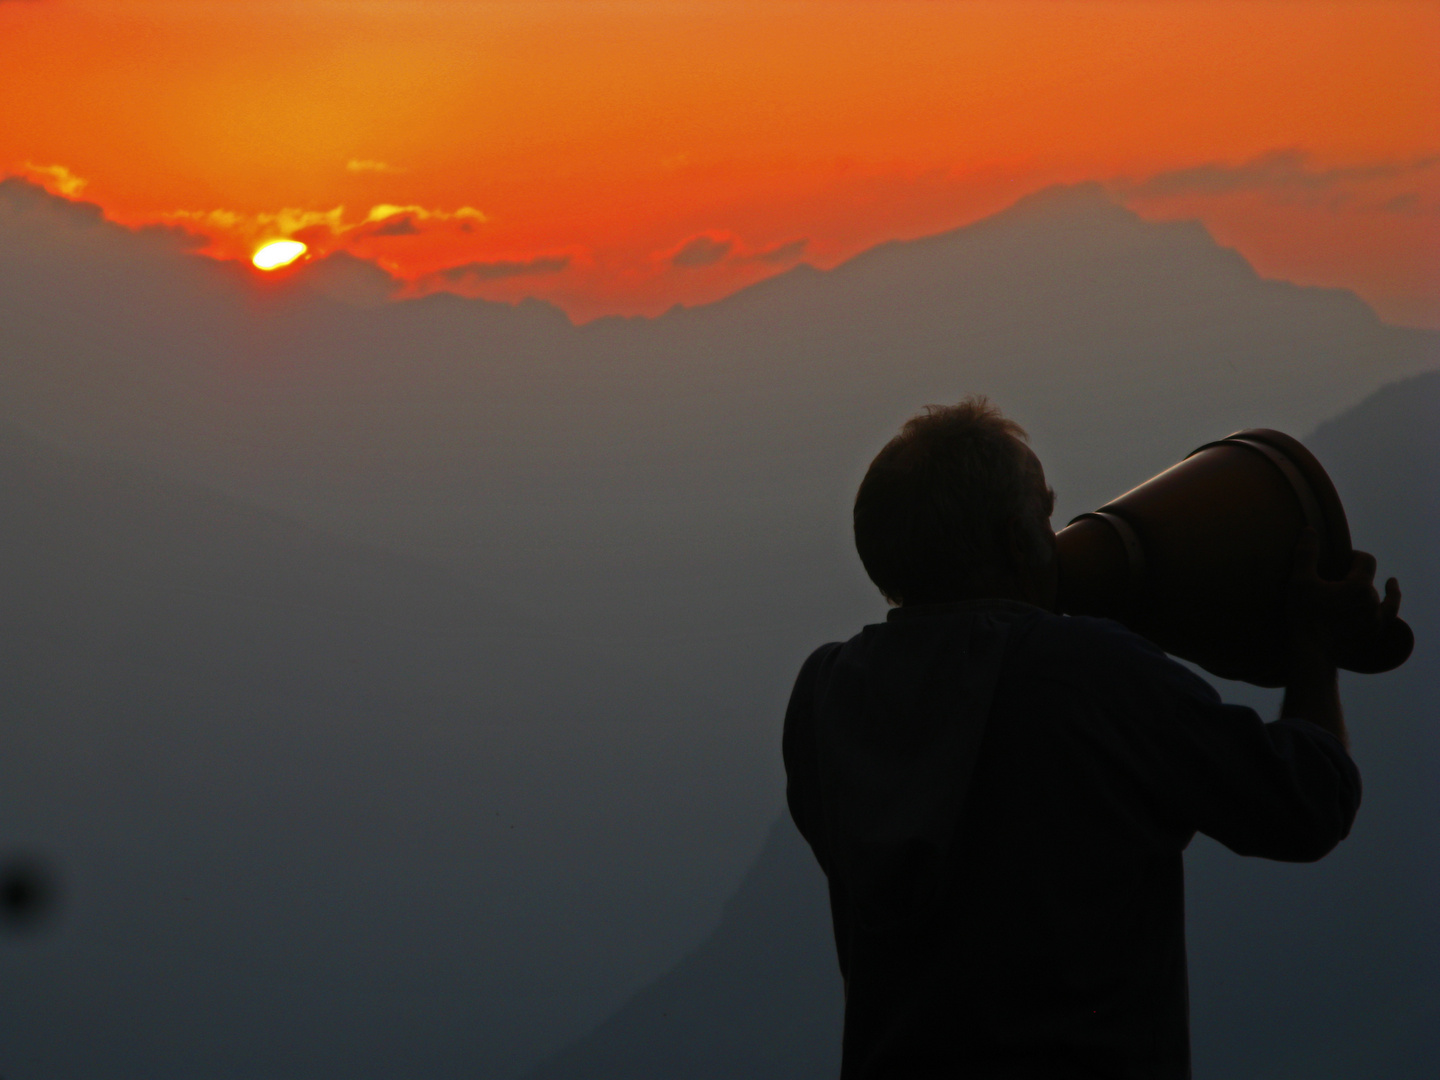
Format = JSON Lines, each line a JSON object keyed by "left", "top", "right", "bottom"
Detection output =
{"left": 166, "top": 205, "right": 346, "bottom": 241}
{"left": 346, "top": 159, "right": 404, "bottom": 174}
{"left": 21, "top": 162, "right": 87, "bottom": 197}
{"left": 252, "top": 239, "right": 307, "bottom": 270}
{"left": 155, "top": 201, "right": 489, "bottom": 268}
{"left": 365, "top": 204, "right": 486, "bottom": 225}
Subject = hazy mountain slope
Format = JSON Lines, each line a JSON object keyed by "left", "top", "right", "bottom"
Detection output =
{"left": 633, "top": 182, "right": 1434, "bottom": 512}
{"left": 1186, "top": 369, "right": 1440, "bottom": 1080}
{"left": 2, "top": 178, "right": 1435, "bottom": 637}
{"left": 526, "top": 370, "right": 1438, "bottom": 1080}
{"left": 525, "top": 816, "right": 842, "bottom": 1080}
{"left": 0, "top": 425, "right": 764, "bottom": 1080}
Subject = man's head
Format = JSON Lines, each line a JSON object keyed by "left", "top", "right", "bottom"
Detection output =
{"left": 854, "top": 397, "right": 1057, "bottom": 607}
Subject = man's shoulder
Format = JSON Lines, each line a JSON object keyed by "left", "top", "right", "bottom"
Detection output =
{"left": 1012, "top": 611, "right": 1217, "bottom": 702}
{"left": 1022, "top": 611, "right": 1162, "bottom": 662}
{"left": 798, "top": 609, "right": 1167, "bottom": 670}
{"left": 790, "top": 607, "right": 1214, "bottom": 705}
{"left": 796, "top": 638, "right": 847, "bottom": 683}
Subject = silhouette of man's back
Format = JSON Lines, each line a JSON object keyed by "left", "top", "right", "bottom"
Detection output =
{"left": 784, "top": 601, "right": 1358, "bottom": 1078}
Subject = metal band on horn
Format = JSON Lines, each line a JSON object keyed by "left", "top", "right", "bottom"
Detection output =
{"left": 1068, "top": 509, "right": 1146, "bottom": 603}
{"left": 1224, "top": 436, "right": 1327, "bottom": 540}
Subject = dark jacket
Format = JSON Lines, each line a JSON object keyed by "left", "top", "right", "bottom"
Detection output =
{"left": 782, "top": 600, "right": 1361, "bottom": 1079}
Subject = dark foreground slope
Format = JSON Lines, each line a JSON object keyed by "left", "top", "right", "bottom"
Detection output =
{"left": 527, "top": 370, "right": 1439, "bottom": 1080}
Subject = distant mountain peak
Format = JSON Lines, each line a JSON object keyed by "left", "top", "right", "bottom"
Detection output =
{"left": 988, "top": 179, "right": 1128, "bottom": 220}
{"left": 0, "top": 175, "right": 106, "bottom": 225}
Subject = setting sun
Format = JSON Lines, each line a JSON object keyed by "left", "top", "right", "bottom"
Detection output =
{"left": 252, "top": 239, "right": 306, "bottom": 271}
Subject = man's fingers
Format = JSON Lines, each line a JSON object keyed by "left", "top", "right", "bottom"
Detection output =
{"left": 1381, "top": 577, "right": 1402, "bottom": 621}
{"left": 1347, "top": 550, "right": 1378, "bottom": 584}
{"left": 1288, "top": 538, "right": 1402, "bottom": 654}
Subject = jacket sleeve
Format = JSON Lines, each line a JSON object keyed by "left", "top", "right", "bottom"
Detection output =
{"left": 781, "top": 642, "right": 854, "bottom": 981}
{"left": 1067, "top": 623, "right": 1362, "bottom": 863}
{"left": 781, "top": 642, "right": 842, "bottom": 871}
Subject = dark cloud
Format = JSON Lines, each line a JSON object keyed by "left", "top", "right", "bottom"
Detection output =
{"left": 0, "top": 177, "right": 202, "bottom": 256}
{"left": 0, "top": 176, "right": 102, "bottom": 222}
{"left": 670, "top": 234, "right": 733, "bottom": 269}
{"left": 355, "top": 213, "right": 421, "bottom": 238}
{"left": 1378, "top": 192, "right": 1423, "bottom": 215}
{"left": 749, "top": 238, "right": 808, "bottom": 265}
{"left": 289, "top": 222, "right": 337, "bottom": 246}
{"left": 293, "top": 250, "right": 401, "bottom": 306}
{"left": 1125, "top": 149, "right": 1440, "bottom": 200}
{"left": 135, "top": 222, "right": 210, "bottom": 251}
{"left": 438, "top": 254, "right": 570, "bottom": 282}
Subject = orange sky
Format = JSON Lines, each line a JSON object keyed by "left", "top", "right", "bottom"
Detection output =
{"left": 3, "top": 0, "right": 1438, "bottom": 325}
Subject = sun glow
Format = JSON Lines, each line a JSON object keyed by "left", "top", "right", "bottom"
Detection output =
{"left": 252, "top": 239, "right": 306, "bottom": 271}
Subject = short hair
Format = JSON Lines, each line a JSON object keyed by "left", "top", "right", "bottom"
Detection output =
{"left": 853, "top": 397, "right": 1055, "bottom": 605}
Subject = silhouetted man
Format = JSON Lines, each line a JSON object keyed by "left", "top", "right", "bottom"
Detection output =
{"left": 783, "top": 398, "right": 1394, "bottom": 1078}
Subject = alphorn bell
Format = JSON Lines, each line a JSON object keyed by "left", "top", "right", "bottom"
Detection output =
{"left": 1054, "top": 429, "right": 1413, "bottom": 688}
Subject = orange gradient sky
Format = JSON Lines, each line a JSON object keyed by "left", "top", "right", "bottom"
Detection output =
{"left": 3, "top": 0, "right": 1438, "bottom": 324}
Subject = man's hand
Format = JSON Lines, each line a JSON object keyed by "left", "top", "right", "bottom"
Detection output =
{"left": 1287, "top": 528, "right": 1401, "bottom": 665}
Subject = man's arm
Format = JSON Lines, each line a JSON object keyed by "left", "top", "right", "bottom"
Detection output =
{"left": 1282, "top": 529, "right": 1403, "bottom": 751}
{"left": 1059, "top": 606, "right": 1365, "bottom": 862}
{"left": 1281, "top": 638, "right": 1345, "bottom": 750}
